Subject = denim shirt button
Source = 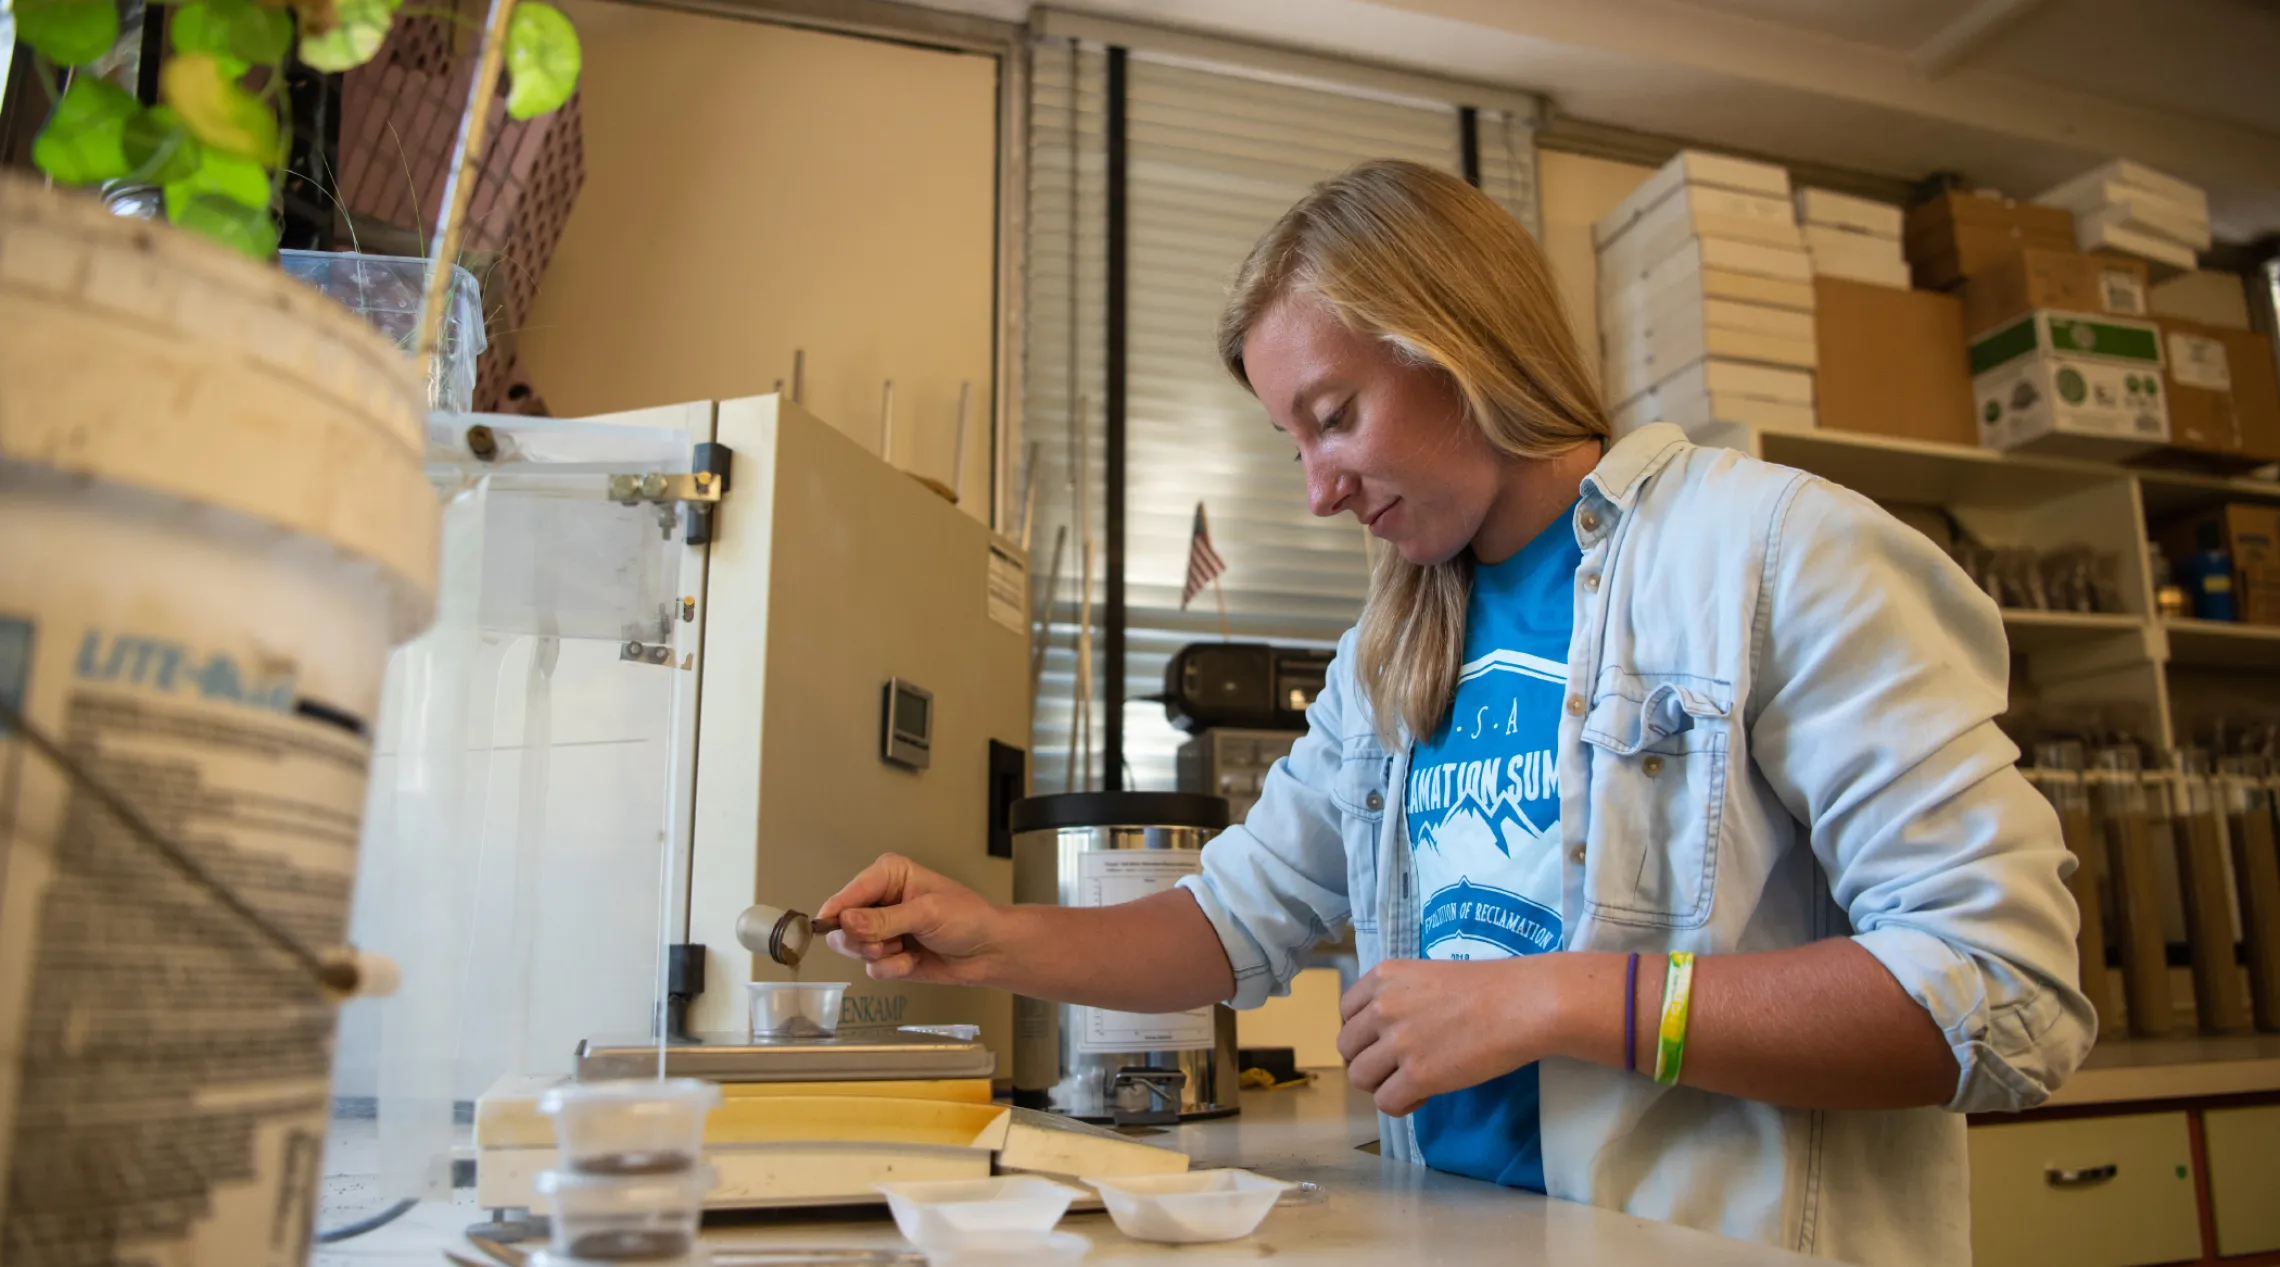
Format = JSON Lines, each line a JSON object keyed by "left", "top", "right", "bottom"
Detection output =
{"left": 1643, "top": 755, "right": 1665, "bottom": 776}
{"left": 1365, "top": 791, "right": 1383, "bottom": 812}
{"left": 1565, "top": 694, "right": 1586, "bottom": 717}
{"left": 1569, "top": 844, "right": 1586, "bottom": 865}
{"left": 1579, "top": 510, "right": 1601, "bottom": 534}
{"left": 1583, "top": 572, "right": 1601, "bottom": 591}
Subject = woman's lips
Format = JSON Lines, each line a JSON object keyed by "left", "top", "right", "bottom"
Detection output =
{"left": 1362, "top": 498, "right": 1401, "bottom": 536}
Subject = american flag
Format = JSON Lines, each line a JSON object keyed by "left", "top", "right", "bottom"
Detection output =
{"left": 1181, "top": 501, "right": 1227, "bottom": 609}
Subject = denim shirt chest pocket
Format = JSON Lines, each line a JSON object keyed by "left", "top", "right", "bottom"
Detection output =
{"left": 1330, "top": 733, "right": 1391, "bottom": 937}
{"left": 1578, "top": 670, "right": 1733, "bottom": 929}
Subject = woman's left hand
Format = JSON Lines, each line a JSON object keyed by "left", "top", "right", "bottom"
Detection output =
{"left": 1337, "top": 957, "right": 1559, "bottom": 1116}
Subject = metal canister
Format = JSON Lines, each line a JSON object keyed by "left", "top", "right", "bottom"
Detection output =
{"left": 1009, "top": 791, "right": 1239, "bottom": 1123}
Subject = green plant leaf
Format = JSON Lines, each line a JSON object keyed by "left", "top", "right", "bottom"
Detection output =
{"left": 30, "top": 76, "right": 138, "bottom": 185}
{"left": 163, "top": 148, "right": 270, "bottom": 223}
{"left": 297, "top": 0, "right": 400, "bottom": 72}
{"left": 171, "top": 192, "right": 281, "bottom": 258}
{"left": 17, "top": 0, "right": 122, "bottom": 67}
{"left": 172, "top": 0, "right": 294, "bottom": 68}
{"left": 161, "top": 50, "right": 279, "bottom": 162}
{"left": 122, "top": 106, "right": 205, "bottom": 185}
{"left": 505, "top": 1, "right": 579, "bottom": 119}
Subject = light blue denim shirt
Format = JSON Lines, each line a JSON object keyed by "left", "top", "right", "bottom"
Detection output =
{"left": 1176, "top": 424, "right": 2095, "bottom": 1266}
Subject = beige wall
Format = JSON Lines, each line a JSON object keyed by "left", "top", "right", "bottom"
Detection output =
{"left": 520, "top": 5, "right": 1000, "bottom": 518}
{"left": 1535, "top": 149, "right": 1654, "bottom": 403}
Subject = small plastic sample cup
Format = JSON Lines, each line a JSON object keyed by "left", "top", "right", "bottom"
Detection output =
{"left": 1081, "top": 1169, "right": 1295, "bottom": 1244}
{"left": 538, "top": 1078, "right": 721, "bottom": 1176}
{"left": 746, "top": 980, "right": 847, "bottom": 1039}
{"left": 537, "top": 1164, "right": 716, "bottom": 1261}
{"left": 874, "top": 1175, "right": 1086, "bottom": 1255}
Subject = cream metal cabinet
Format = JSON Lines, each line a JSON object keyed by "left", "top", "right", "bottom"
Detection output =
{"left": 686, "top": 395, "right": 1030, "bottom": 1064}
{"left": 1967, "top": 1113, "right": 2202, "bottom": 1267}
{"left": 2206, "top": 1103, "right": 2280, "bottom": 1256}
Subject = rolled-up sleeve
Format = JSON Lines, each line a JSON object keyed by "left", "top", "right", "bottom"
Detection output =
{"left": 1747, "top": 478, "right": 2096, "bottom": 1114}
{"left": 1177, "top": 630, "right": 1363, "bottom": 1010}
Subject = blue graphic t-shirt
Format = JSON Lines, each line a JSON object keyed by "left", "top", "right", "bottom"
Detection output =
{"left": 1403, "top": 505, "right": 1581, "bottom": 1192}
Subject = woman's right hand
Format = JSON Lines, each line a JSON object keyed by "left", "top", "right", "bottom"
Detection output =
{"left": 817, "top": 854, "right": 1005, "bottom": 986}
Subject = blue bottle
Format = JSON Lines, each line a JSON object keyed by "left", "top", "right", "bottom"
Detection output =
{"left": 2182, "top": 522, "right": 2237, "bottom": 622}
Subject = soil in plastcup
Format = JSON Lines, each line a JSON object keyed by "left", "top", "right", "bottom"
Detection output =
{"left": 573, "top": 1150, "right": 699, "bottom": 1177}
{"left": 564, "top": 1229, "right": 695, "bottom": 1260}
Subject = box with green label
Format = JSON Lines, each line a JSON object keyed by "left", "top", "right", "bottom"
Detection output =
{"left": 1971, "top": 309, "right": 2171, "bottom": 457}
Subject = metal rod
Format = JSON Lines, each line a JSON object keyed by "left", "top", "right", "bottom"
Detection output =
{"left": 879, "top": 379, "right": 895, "bottom": 464}
{"left": 1018, "top": 440, "right": 1039, "bottom": 553}
{"left": 1103, "top": 44, "right": 1129, "bottom": 792}
{"left": 1031, "top": 523, "right": 1067, "bottom": 697}
{"left": 413, "top": 0, "right": 516, "bottom": 371}
{"left": 952, "top": 380, "right": 972, "bottom": 504}
{"left": 791, "top": 348, "right": 805, "bottom": 404}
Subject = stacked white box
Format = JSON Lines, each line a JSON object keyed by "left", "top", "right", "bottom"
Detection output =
{"left": 1795, "top": 188, "right": 1910, "bottom": 289}
{"left": 2035, "top": 160, "right": 2210, "bottom": 275}
{"left": 1597, "top": 151, "right": 1816, "bottom": 435}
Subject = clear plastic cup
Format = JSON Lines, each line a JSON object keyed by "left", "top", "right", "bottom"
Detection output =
{"left": 1081, "top": 1169, "right": 1295, "bottom": 1243}
{"left": 874, "top": 1175, "right": 1086, "bottom": 1254}
{"left": 537, "top": 1165, "right": 716, "bottom": 1261}
{"left": 538, "top": 1079, "right": 720, "bottom": 1175}
{"left": 747, "top": 980, "right": 847, "bottom": 1039}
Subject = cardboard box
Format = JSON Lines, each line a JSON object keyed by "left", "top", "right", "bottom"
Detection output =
{"left": 1599, "top": 233, "right": 1813, "bottom": 294}
{"left": 2152, "top": 317, "right": 2280, "bottom": 464}
{"left": 2151, "top": 271, "right": 2253, "bottom": 329}
{"left": 1600, "top": 245, "right": 1816, "bottom": 332}
{"left": 1795, "top": 188, "right": 1904, "bottom": 239}
{"left": 2040, "top": 160, "right": 2210, "bottom": 221}
{"left": 1602, "top": 291, "right": 1818, "bottom": 346}
{"left": 1660, "top": 357, "right": 1815, "bottom": 405}
{"left": 1959, "top": 249, "right": 2151, "bottom": 336}
{"left": 1604, "top": 318, "right": 1817, "bottom": 408}
{"left": 1812, "top": 278, "right": 1977, "bottom": 448}
{"left": 1971, "top": 310, "right": 2171, "bottom": 458}
{"left": 1804, "top": 225, "right": 1912, "bottom": 289}
{"left": 1613, "top": 386, "right": 1816, "bottom": 437}
{"left": 1905, "top": 191, "right": 2076, "bottom": 290}
{"left": 1594, "top": 150, "right": 1792, "bottom": 249}
{"left": 2077, "top": 207, "right": 2199, "bottom": 277}
{"left": 2157, "top": 504, "right": 2280, "bottom": 625}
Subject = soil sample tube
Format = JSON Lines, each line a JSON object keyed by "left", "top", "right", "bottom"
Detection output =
{"left": 2032, "top": 744, "right": 2115, "bottom": 1035}
{"left": 2225, "top": 758, "right": 2280, "bottom": 1033}
{"left": 2094, "top": 747, "right": 2175, "bottom": 1038}
{"left": 2173, "top": 750, "right": 2251, "bottom": 1034}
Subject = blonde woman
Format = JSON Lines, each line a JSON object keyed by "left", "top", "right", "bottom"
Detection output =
{"left": 819, "top": 159, "right": 2091, "bottom": 1264}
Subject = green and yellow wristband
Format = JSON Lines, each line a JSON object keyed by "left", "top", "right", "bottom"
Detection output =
{"left": 1653, "top": 951, "right": 1696, "bottom": 1087}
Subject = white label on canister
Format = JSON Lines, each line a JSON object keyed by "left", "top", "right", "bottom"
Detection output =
{"left": 987, "top": 545, "right": 1027, "bottom": 635}
{"left": 2168, "top": 331, "right": 2232, "bottom": 392}
{"left": 0, "top": 622, "right": 370, "bottom": 1265}
{"left": 2101, "top": 268, "right": 2148, "bottom": 317}
{"left": 1073, "top": 851, "right": 1216, "bottom": 1053}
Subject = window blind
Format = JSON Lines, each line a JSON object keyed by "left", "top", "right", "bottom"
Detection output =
{"left": 1024, "top": 34, "right": 1543, "bottom": 795}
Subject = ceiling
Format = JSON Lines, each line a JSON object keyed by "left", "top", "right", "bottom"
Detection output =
{"left": 910, "top": 0, "right": 2280, "bottom": 242}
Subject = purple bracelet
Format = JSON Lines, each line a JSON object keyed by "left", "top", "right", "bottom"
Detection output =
{"left": 1623, "top": 952, "right": 1641, "bottom": 1073}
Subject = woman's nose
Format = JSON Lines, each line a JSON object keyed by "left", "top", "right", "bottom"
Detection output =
{"left": 1306, "top": 461, "right": 1356, "bottom": 519}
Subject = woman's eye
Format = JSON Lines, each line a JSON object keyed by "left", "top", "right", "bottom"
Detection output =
{"left": 1319, "top": 407, "right": 1346, "bottom": 434}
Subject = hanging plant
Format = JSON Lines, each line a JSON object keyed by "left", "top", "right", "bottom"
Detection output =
{"left": 19, "top": 0, "right": 582, "bottom": 259}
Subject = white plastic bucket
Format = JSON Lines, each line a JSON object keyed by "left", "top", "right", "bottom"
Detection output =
{"left": 0, "top": 176, "right": 437, "bottom": 1264}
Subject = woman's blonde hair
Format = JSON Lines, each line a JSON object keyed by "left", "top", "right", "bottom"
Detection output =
{"left": 1217, "top": 159, "right": 1610, "bottom": 744}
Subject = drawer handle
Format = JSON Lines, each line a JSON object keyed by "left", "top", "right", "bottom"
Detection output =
{"left": 2045, "top": 1164, "right": 2119, "bottom": 1188}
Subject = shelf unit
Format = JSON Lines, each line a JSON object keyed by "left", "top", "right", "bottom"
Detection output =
{"left": 1695, "top": 421, "right": 2280, "bottom": 755}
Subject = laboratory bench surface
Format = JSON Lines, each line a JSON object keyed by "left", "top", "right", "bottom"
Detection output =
{"left": 317, "top": 1071, "right": 1817, "bottom": 1266}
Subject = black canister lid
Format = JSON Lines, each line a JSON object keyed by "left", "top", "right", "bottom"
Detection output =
{"left": 1008, "top": 791, "right": 1231, "bottom": 835}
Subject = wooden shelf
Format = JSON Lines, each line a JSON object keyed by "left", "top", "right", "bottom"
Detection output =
{"left": 1755, "top": 427, "right": 2125, "bottom": 512}
{"left": 2047, "top": 1034, "right": 2280, "bottom": 1108}
{"left": 2164, "top": 619, "right": 2280, "bottom": 672}
{"left": 2135, "top": 466, "right": 2280, "bottom": 523}
{"left": 2002, "top": 610, "right": 2149, "bottom": 656}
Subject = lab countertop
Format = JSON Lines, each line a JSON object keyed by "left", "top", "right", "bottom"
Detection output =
{"left": 319, "top": 1072, "right": 1813, "bottom": 1266}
